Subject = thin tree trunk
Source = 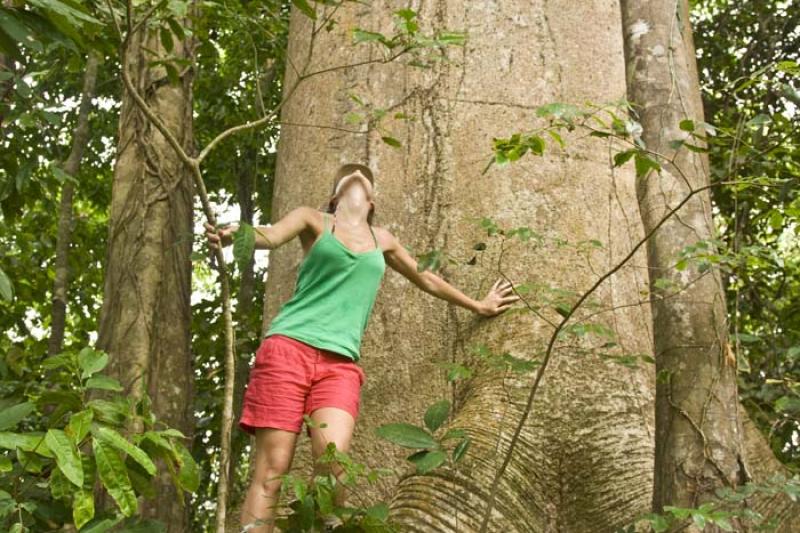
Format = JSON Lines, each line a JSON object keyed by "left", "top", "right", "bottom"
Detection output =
{"left": 619, "top": 1, "right": 752, "bottom": 527}
{"left": 95, "top": 15, "right": 196, "bottom": 531}
{"left": 48, "top": 50, "right": 100, "bottom": 356}
{"left": 228, "top": 150, "right": 259, "bottom": 506}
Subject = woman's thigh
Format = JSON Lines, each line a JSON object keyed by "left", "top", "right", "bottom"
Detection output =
{"left": 253, "top": 427, "right": 300, "bottom": 484}
{"left": 308, "top": 406, "right": 356, "bottom": 463}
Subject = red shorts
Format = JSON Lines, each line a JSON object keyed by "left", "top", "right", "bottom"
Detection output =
{"left": 238, "top": 334, "right": 366, "bottom": 437}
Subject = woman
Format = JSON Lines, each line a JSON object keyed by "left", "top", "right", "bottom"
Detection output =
{"left": 204, "top": 163, "right": 520, "bottom": 532}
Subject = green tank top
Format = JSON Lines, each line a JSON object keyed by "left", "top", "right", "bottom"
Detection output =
{"left": 263, "top": 211, "right": 386, "bottom": 362}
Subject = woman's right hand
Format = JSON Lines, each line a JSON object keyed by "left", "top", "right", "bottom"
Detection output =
{"left": 204, "top": 222, "right": 238, "bottom": 250}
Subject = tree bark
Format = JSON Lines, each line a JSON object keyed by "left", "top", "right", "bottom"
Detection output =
{"left": 48, "top": 50, "right": 100, "bottom": 356}
{"left": 95, "top": 18, "right": 196, "bottom": 531}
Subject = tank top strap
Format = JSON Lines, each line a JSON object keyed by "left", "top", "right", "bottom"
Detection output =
{"left": 369, "top": 224, "right": 378, "bottom": 247}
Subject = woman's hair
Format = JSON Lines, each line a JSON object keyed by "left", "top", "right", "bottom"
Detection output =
{"left": 322, "top": 163, "right": 376, "bottom": 225}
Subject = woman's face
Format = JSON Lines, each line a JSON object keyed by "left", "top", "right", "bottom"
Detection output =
{"left": 335, "top": 171, "right": 373, "bottom": 204}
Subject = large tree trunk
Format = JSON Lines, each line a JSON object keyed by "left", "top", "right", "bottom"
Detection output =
{"left": 95, "top": 18, "right": 196, "bottom": 532}
{"left": 229, "top": 1, "right": 800, "bottom": 531}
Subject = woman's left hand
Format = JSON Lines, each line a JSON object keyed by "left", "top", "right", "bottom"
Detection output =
{"left": 478, "top": 278, "right": 521, "bottom": 317}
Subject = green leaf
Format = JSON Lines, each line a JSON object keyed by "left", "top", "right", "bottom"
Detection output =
{"left": 554, "top": 303, "right": 571, "bottom": 317}
{"left": 0, "top": 401, "right": 34, "bottom": 431}
{"left": 66, "top": 409, "right": 93, "bottom": 444}
{"left": 381, "top": 136, "right": 402, "bottom": 148}
{"left": 375, "top": 423, "right": 438, "bottom": 449}
{"left": 78, "top": 347, "right": 109, "bottom": 379}
{"left": 365, "top": 502, "right": 390, "bottom": 521}
{"left": 26, "top": 0, "right": 102, "bottom": 26}
{"left": 92, "top": 425, "right": 157, "bottom": 476}
{"left": 423, "top": 400, "right": 450, "bottom": 432}
{"left": 172, "top": 440, "right": 200, "bottom": 492}
{"left": 159, "top": 26, "right": 174, "bottom": 53}
{"left": 441, "top": 428, "right": 466, "bottom": 440}
{"left": 0, "top": 267, "right": 13, "bottom": 301}
{"left": 292, "top": 0, "right": 317, "bottom": 19}
{"left": 233, "top": 222, "right": 255, "bottom": 274}
{"left": 166, "top": 17, "right": 185, "bottom": 41}
{"left": 634, "top": 153, "right": 661, "bottom": 178}
{"left": 51, "top": 163, "right": 79, "bottom": 185}
{"left": 45, "top": 429, "right": 83, "bottom": 487}
{"left": 87, "top": 399, "right": 130, "bottom": 426}
{"left": 93, "top": 439, "right": 137, "bottom": 517}
{"left": 679, "top": 119, "right": 695, "bottom": 132}
{"left": 452, "top": 437, "right": 470, "bottom": 462}
{"left": 613, "top": 149, "right": 636, "bottom": 167}
{"left": 0, "top": 432, "right": 53, "bottom": 457}
{"left": 86, "top": 375, "right": 124, "bottom": 392}
{"left": 73, "top": 488, "right": 95, "bottom": 529}
{"left": 407, "top": 449, "right": 447, "bottom": 473}
{"left": 352, "top": 29, "right": 385, "bottom": 44}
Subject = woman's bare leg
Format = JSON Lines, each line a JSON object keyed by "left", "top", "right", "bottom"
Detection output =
{"left": 240, "top": 427, "right": 299, "bottom": 532}
{"left": 308, "top": 407, "right": 356, "bottom": 508}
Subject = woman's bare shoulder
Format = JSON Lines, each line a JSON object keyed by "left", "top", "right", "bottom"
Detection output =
{"left": 372, "top": 225, "right": 399, "bottom": 251}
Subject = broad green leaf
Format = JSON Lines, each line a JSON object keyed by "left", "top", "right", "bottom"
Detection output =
{"left": 66, "top": 409, "right": 93, "bottom": 444}
{"left": 26, "top": 0, "right": 101, "bottom": 26}
{"left": 45, "top": 429, "right": 83, "bottom": 487}
{"left": 0, "top": 432, "right": 54, "bottom": 457}
{"left": 73, "top": 488, "right": 94, "bottom": 529}
{"left": 0, "top": 401, "right": 34, "bottom": 431}
{"left": 49, "top": 463, "right": 70, "bottom": 499}
{"left": 423, "top": 400, "right": 450, "bottom": 432}
{"left": 365, "top": 502, "right": 389, "bottom": 521}
{"left": 78, "top": 347, "right": 108, "bottom": 379}
{"left": 93, "top": 425, "right": 156, "bottom": 476}
{"left": 233, "top": 222, "right": 256, "bottom": 274}
{"left": 159, "top": 26, "right": 173, "bottom": 53}
{"left": 292, "top": 0, "right": 316, "bottom": 19}
{"left": 352, "top": 29, "right": 385, "bottom": 44}
{"left": 40, "top": 352, "right": 73, "bottom": 370}
{"left": 375, "top": 423, "right": 437, "bottom": 449}
{"left": 634, "top": 153, "right": 661, "bottom": 178}
{"left": 87, "top": 399, "right": 129, "bottom": 426}
{"left": 86, "top": 375, "right": 123, "bottom": 392}
{"left": 407, "top": 449, "right": 447, "bottom": 473}
{"left": 172, "top": 441, "right": 200, "bottom": 492}
{"left": 93, "top": 439, "right": 137, "bottom": 516}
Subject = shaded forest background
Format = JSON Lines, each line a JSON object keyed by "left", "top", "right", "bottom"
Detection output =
{"left": 0, "top": 0, "right": 798, "bottom": 531}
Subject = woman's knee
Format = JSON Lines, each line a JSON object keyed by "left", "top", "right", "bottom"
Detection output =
{"left": 254, "top": 466, "right": 290, "bottom": 494}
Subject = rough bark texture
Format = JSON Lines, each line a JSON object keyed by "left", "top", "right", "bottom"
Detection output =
{"left": 95, "top": 22, "right": 195, "bottom": 531}
{"left": 620, "top": 0, "right": 751, "bottom": 523}
{"left": 224, "top": 2, "right": 800, "bottom": 531}
{"left": 49, "top": 50, "right": 100, "bottom": 356}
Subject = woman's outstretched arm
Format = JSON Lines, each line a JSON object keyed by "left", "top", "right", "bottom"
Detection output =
{"left": 204, "top": 206, "right": 317, "bottom": 251}
{"left": 378, "top": 227, "right": 520, "bottom": 318}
